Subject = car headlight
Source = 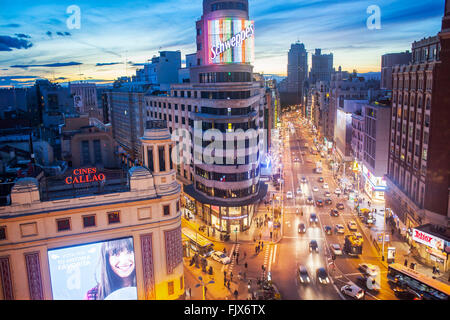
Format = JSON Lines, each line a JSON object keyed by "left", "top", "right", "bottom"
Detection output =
{"left": 319, "top": 278, "right": 322, "bottom": 283}
{"left": 300, "top": 278, "right": 304, "bottom": 283}
{"left": 306, "top": 277, "right": 310, "bottom": 282}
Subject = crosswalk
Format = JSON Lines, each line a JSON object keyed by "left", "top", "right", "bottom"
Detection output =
{"left": 223, "top": 243, "right": 240, "bottom": 274}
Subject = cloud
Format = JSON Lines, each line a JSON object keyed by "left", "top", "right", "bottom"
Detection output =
{"left": 46, "top": 31, "right": 52, "bottom": 37}
{"left": 64, "top": 32, "right": 71, "bottom": 36}
{"left": 0, "top": 35, "right": 33, "bottom": 51}
{"left": 96, "top": 62, "right": 123, "bottom": 66}
{"left": 10, "top": 62, "right": 83, "bottom": 68}
{"left": 0, "top": 23, "right": 20, "bottom": 28}
{"left": 15, "top": 33, "right": 31, "bottom": 39}
{"left": 0, "top": 76, "right": 38, "bottom": 80}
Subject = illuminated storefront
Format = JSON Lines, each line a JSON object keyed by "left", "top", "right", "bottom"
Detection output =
{"left": 362, "top": 164, "right": 386, "bottom": 201}
{"left": 411, "top": 225, "right": 450, "bottom": 272}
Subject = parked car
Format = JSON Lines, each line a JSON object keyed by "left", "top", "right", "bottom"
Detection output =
{"left": 325, "top": 198, "right": 333, "bottom": 205}
{"left": 348, "top": 220, "right": 358, "bottom": 231}
{"left": 341, "top": 284, "right": 365, "bottom": 300}
{"left": 335, "top": 224, "right": 345, "bottom": 234}
{"left": 286, "top": 191, "right": 293, "bottom": 199}
{"left": 330, "top": 209, "right": 339, "bottom": 217}
{"left": 309, "top": 240, "right": 319, "bottom": 253}
{"left": 324, "top": 225, "right": 332, "bottom": 235}
{"left": 211, "top": 251, "right": 231, "bottom": 264}
{"left": 316, "top": 199, "right": 324, "bottom": 207}
{"left": 330, "top": 243, "right": 343, "bottom": 256}
{"left": 336, "top": 203, "right": 345, "bottom": 210}
{"left": 316, "top": 268, "right": 330, "bottom": 284}
{"left": 297, "top": 265, "right": 311, "bottom": 284}
{"left": 298, "top": 223, "right": 306, "bottom": 233}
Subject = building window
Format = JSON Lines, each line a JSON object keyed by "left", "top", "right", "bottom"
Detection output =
{"left": 83, "top": 215, "right": 96, "bottom": 228}
{"left": 159, "top": 146, "right": 166, "bottom": 171}
{"left": 81, "top": 140, "right": 90, "bottom": 165}
{"left": 169, "top": 146, "right": 173, "bottom": 170}
{"left": 168, "top": 281, "right": 174, "bottom": 296}
{"left": 56, "top": 218, "right": 71, "bottom": 232}
{"left": 148, "top": 147, "right": 154, "bottom": 172}
{"left": 163, "top": 205, "right": 170, "bottom": 216}
{"left": 0, "top": 226, "right": 6, "bottom": 240}
{"left": 93, "top": 140, "right": 102, "bottom": 164}
{"left": 108, "top": 211, "right": 120, "bottom": 224}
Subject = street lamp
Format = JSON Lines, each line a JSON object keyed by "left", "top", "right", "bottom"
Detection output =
{"left": 195, "top": 276, "right": 214, "bottom": 300}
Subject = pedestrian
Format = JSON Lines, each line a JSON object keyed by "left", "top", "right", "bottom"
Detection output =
{"left": 224, "top": 270, "right": 227, "bottom": 279}
{"left": 433, "top": 266, "right": 436, "bottom": 275}
{"left": 261, "top": 242, "right": 264, "bottom": 249}
{"left": 255, "top": 246, "right": 258, "bottom": 254}
{"left": 227, "top": 280, "right": 230, "bottom": 289}
{"left": 243, "top": 251, "right": 247, "bottom": 260}
{"left": 404, "top": 259, "right": 408, "bottom": 267}
{"left": 230, "top": 272, "right": 233, "bottom": 282}
{"left": 234, "top": 289, "right": 239, "bottom": 300}
{"left": 223, "top": 247, "right": 227, "bottom": 254}
{"left": 237, "top": 252, "right": 240, "bottom": 263}
{"left": 245, "top": 262, "right": 248, "bottom": 269}
{"left": 436, "top": 265, "right": 440, "bottom": 275}
{"left": 233, "top": 251, "right": 236, "bottom": 258}
{"left": 224, "top": 278, "right": 227, "bottom": 286}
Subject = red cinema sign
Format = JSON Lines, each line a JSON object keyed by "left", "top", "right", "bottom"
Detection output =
{"left": 65, "top": 168, "right": 106, "bottom": 185}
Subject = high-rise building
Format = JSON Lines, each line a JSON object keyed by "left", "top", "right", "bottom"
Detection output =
{"left": 145, "top": 0, "right": 267, "bottom": 234}
{"left": 286, "top": 42, "right": 308, "bottom": 105}
{"left": 310, "top": 49, "right": 333, "bottom": 84}
{"left": 381, "top": 51, "right": 412, "bottom": 90}
{"left": 386, "top": 1, "right": 450, "bottom": 241}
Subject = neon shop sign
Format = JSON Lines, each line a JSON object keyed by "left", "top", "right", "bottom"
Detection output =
{"left": 65, "top": 168, "right": 106, "bottom": 184}
{"left": 210, "top": 24, "right": 254, "bottom": 60}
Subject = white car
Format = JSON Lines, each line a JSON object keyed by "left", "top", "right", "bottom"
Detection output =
{"left": 335, "top": 224, "right": 345, "bottom": 234}
{"left": 358, "top": 263, "right": 379, "bottom": 277}
{"left": 286, "top": 191, "right": 293, "bottom": 199}
{"left": 348, "top": 220, "right": 358, "bottom": 231}
{"left": 334, "top": 188, "right": 342, "bottom": 195}
{"left": 323, "top": 183, "right": 329, "bottom": 189}
{"left": 211, "top": 251, "right": 231, "bottom": 265}
{"left": 296, "top": 187, "right": 302, "bottom": 195}
{"left": 312, "top": 186, "right": 319, "bottom": 192}
{"left": 341, "top": 284, "right": 365, "bottom": 300}
{"left": 330, "top": 244, "right": 343, "bottom": 256}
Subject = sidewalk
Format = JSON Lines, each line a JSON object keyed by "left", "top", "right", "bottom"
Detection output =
{"left": 345, "top": 197, "right": 450, "bottom": 285}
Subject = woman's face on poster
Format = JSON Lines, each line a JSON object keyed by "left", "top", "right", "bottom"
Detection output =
{"left": 109, "top": 249, "right": 135, "bottom": 278}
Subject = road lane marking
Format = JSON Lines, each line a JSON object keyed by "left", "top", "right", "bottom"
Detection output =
{"left": 272, "top": 244, "right": 277, "bottom": 264}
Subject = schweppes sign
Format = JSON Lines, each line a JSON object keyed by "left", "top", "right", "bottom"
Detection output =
{"left": 65, "top": 168, "right": 106, "bottom": 184}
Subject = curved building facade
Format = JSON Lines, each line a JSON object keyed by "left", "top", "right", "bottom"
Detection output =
{"left": 145, "top": 0, "right": 267, "bottom": 233}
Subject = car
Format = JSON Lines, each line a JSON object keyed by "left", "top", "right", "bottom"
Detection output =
{"left": 316, "top": 199, "right": 324, "bottom": 207}
{"left": 312, "top": 186, "right": 319, "bottom": 192}
{"left": 298, "top": 223, "right": 306, "bottom": 233}
{"left": 393, "top": 287, "right": 423, "bottom": 300}
{"left": 306, "top": 196, "right": 314, "bottom": 205}
{"left": 324, "top": 225, "right": 332, "bottom": 235}
{"left": 316, "top": 268, "right": 330, "bottom": 284}
{"left": 297, "top": 265, "right": 311, "bottom": 284}
{"left": 341, "top": 284, "right": 365, "bottom": 300}
{"left": 348, "top": 220, "right": 358, "bottom": 231}
{"left": 330, "top": 209, "right": 339, "bottom": 217}
{"left": 330, "top": 243, "right": 343, "bottom": 256}
{"left": 309, "top": 213, "right": 318, "bottom": 224}
{"left": 294, "top": 158, "right": 300, "bottom": 162}
{"left": 286, "top": 191, "right": 293, "bottom": 199}
{"left": 335, "top": 224, "right": 345, "bottom": 234}
{"left": 296, "top": 187, "right": 302, "bottom": 195}
{"left": 323, "top": 183, "right": 329, "bottom": 189}
{"left": 318, "top": 177, "right": 324, "bottom": 183}
{"left": 211, "top": 251, "right": 231, "bottom": 264}
{"left": 334, "top": 188, "right": 342, "bottom": 195}
{"left": 336, "top": 203, "right": 345, "bottom": 210}
{"left": 358, "top": 263, "right": 378, "bottom": 277}
{"left": 324, "top": 191, "right": 331, "bottom": 197}
{"left": 309, "top": 240, "right": 319, "bottom": 253}
{"left": 301, "top": 177, "right": 307, "bottom": 183}
{"left": 325, "top": 198, "right": 333, "bottom": 205}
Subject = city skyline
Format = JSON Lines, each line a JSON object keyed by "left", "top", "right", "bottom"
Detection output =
{"left": 0, "top": 0, "right": 445, "bottom": 87}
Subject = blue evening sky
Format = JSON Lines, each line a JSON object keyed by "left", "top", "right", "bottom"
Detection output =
{"left": 0, "top": 0, "right": 445, "bottom": 87}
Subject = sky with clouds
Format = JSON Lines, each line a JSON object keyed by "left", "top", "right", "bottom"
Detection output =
{"left": 0, "top": 0, "right": 445, "bottom": 87}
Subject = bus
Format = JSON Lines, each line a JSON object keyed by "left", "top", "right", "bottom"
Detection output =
{"left": 387, "top": 263, "right": 450, "bottom": 300}
{"left": 182, "top": 227, "right": 215, "bottom": 257}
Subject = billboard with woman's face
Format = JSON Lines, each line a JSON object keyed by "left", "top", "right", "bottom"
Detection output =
{"left": 48, "top": 237, "right": 137, "bottom": 300}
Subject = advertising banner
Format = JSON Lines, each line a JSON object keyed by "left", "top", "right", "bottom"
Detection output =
{"left": 208, "top": 19, "right": 254, "bottom": 64}
{"left": 48, "top": 237, "right": 137, "bottom": 300}
{"left": 412, "top": 228, "right": 445, "bottom": 251}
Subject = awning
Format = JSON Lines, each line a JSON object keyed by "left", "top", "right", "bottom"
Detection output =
{"left": 183, "top": 182, "right": 268, "bottom": 208}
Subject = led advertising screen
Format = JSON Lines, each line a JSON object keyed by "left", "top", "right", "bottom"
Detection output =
{"left": 48, "top": 237, "right": 137, "bottom": 300}
{"left": 208, "top": 19, "right": 254, "bottom": 64}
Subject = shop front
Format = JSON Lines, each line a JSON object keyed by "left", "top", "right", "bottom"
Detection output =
{"left": 411, "top": 225, "right": 450, "bottom": 272}
{"left": 361, "top": 164, "right": 386, "bottom": 202}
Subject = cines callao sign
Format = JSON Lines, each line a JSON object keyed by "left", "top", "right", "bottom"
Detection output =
{"left": 65, "top": 168, "right": 105, "bottom": 184}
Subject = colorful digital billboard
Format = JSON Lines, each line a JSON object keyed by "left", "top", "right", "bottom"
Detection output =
{"left": 48, "top": 237, "right": 137, "bottom": 300}
{"left": 208, "top": 19, "right": 254, "bottom": 64}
